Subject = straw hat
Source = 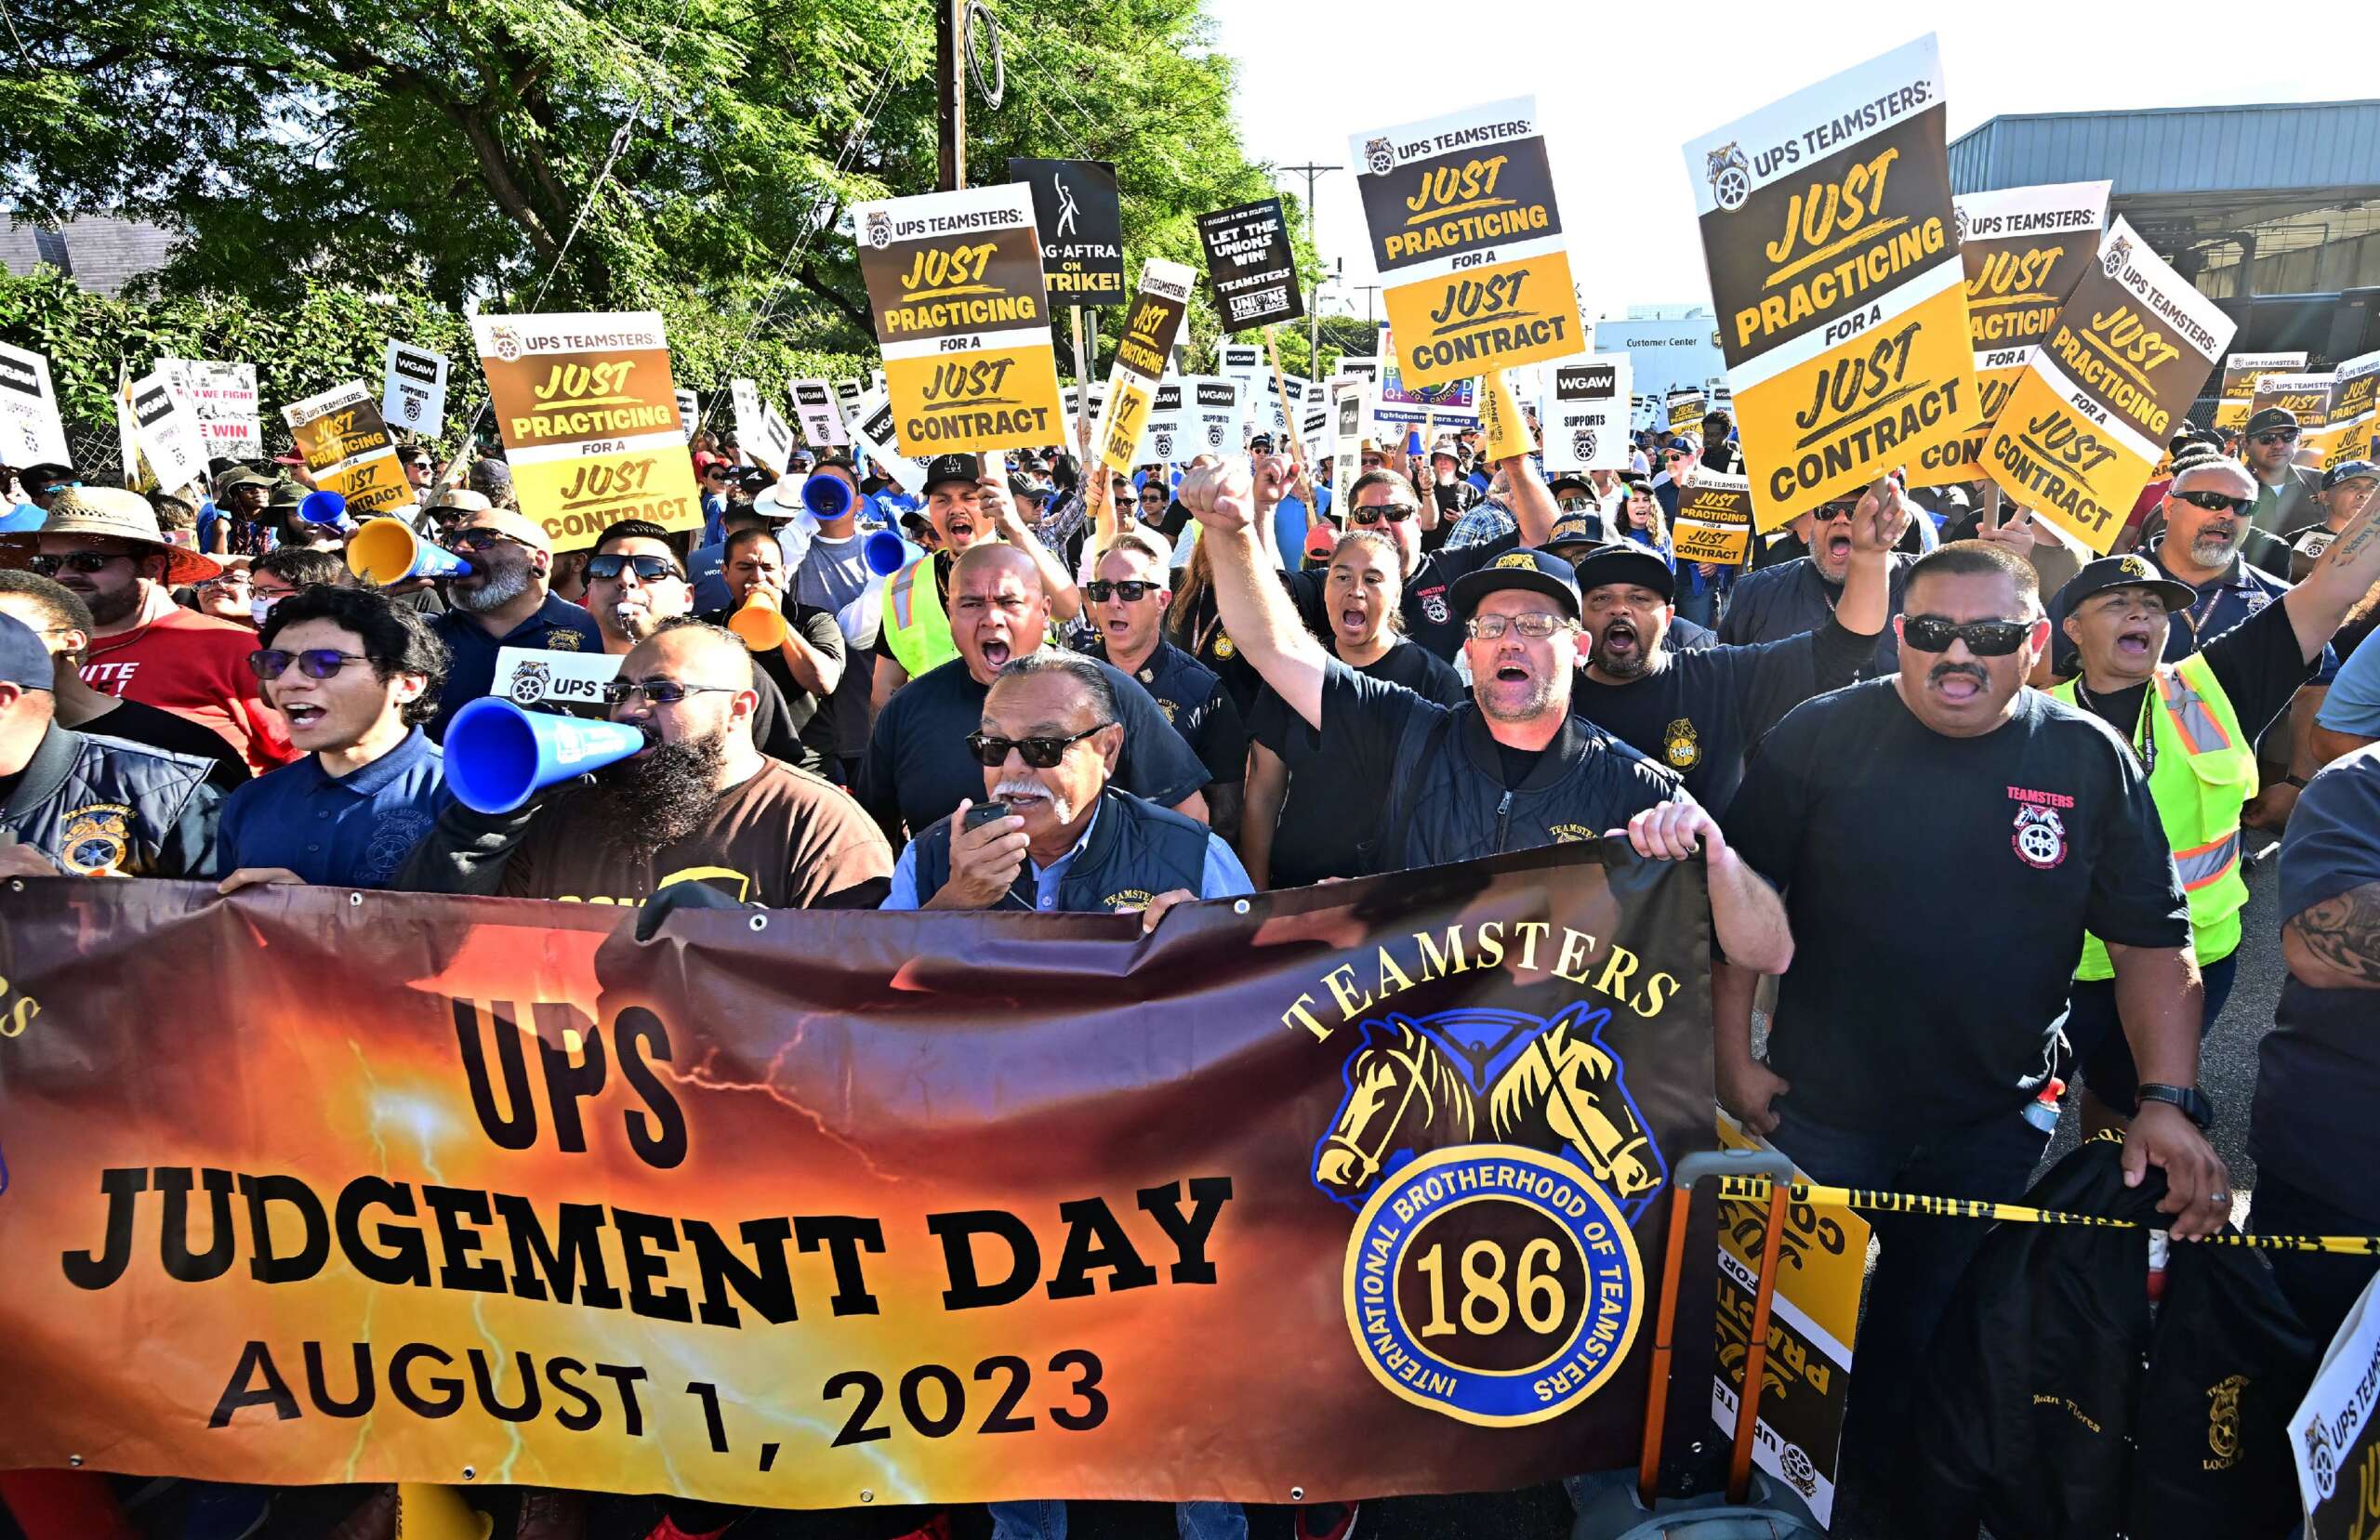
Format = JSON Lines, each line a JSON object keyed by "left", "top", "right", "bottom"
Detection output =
{"left": 0, "top": 486, "right": 224, "bottom": 584}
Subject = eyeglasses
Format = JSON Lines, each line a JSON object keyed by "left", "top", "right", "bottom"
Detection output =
{"left": 1138, "top": 491, "right": 1167, "bottom": 505}
{"left": 2172, "top": 489, "right": 2253, "bottom": 514}
{"left": 1350, "top": 504, "right": 1416, "bottom": 525}
{"left": 449, "top": 530, "right": 535, "bottom": 554}
{"left": 27, "top": 552, "right": 132, "bottom": 576}
{"left": 1815, "top": 502, "right": 1858, "bottom": 521}
{"left": 1664, "top": 451, "right": 1693, "bottom": 463}
{"left": 964, "top": 724, "right": 1110, "bottom": 769}
{"left": 1465, "top": 612, "right": 1573, "bottom": 640}
{"left": 249, "top": 649, "right": 371, "bottom": 680}
{"left": 198, "top": 574, "right": 252, "bottom": 591}
{"left": 600, "top": 678, "right": 740, "bottom": 707}
{"left": 2252, "top": 430, "right": 2299, "bottom": 446}
{"left": 584, "top": 553, "right": 684, "bottom": 583}
{"left": 1899, "top": 616, "right": 2031, "bottom": 656}
{"left": 1084, "top": 579, "right": 1162, "bottom": 602}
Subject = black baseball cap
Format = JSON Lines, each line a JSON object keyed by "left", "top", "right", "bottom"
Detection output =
{"left": 1008, "top": 473, "right": 1050, "bottom": 503}
{"left": 1569, "top": 542, "right": 1677, "bottom": 602}
{"left": 1544, "top": 512, "right": 1606, "bottom": 552}
{"left": 2051, "top": 553, "right": 2197, "bottom": 621}
{"left": 1448, "top": 548, "right": 1583, "bottom": 621}
{"left": 1548, "top": 473, "right": 1593, "bottom": 500}
{"left": 2243, "top": 406, "right": 2302, "bottom": 438}
{"left": 0, "top": 610, "right": 55, "bottom": 691}
{"left": 734, "top": 467, "right": 775, "bottom": 495}
{"left": 921, "top": 454, "right": 983, "bottom": 496}
{"left": 2321, "top": 459, "right": 2376, "bottom": 491}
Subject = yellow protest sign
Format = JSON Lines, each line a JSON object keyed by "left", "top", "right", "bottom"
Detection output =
{"left": 1982, "top": 219, "right": 2233, "bottom": 552}
{"left": 1683, "top": 36, "right": 1974, "bottom": 531}
{"left": 853, "top": 184, "right": 1066, "bottom": 458}
{"left": 1350, "top": 98, "right": 1584, "bottom": 391}
{"left": 2214, "top": 351, "right": 2307, "bottom": 433}
{"left": 1094, "top": 259, "right": 1196, "bottom": 477}
{"left": 470, "top": 311, "right": 701, "bottom": 552}
{"left": 1476, "top": 370, "right": 1535, "bottom": 462}
{"left": 1910, "top": 180, "right": 2109, "bottom": 486}
{"left": 282, "top": 382, "right": 417, "bottom": 520}
{"left": 1671, "top": 468, "right": 1755, "bottom": 566}
{"left": 2325, "top": 352, "right": 2380, "bottom": 471}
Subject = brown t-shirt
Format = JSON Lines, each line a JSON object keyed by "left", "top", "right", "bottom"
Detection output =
{"left": 502, "top": 757, "right": 893, "bottom": 909}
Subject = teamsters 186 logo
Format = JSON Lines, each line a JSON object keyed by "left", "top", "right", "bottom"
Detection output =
{"left": 1313, "top": 1003, "right": 1663, "bottom": 1427}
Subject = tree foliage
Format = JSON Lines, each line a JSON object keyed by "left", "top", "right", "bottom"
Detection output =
{"left": 0, "top": 0, "right": 1302, "bottom": 371}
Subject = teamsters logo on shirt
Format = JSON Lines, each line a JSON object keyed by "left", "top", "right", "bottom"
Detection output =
{"left": 1313, "top": 1001, "right": 1660, "bottom": 1427}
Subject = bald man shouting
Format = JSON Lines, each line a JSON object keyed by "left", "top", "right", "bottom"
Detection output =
{"left": 855, "top": 542, "right": 1210, "bottom": 844}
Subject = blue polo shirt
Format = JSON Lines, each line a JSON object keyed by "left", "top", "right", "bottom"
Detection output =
{"left": 2150, "top": 544, "right": 2338, "bottom": 685}
{"left": 218, "top": 728, "right": 450, "bottom": 887}
{"left": 427, "top": 592, "right": 603, "bottom": 739}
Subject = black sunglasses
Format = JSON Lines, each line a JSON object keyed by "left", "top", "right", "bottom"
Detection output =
{"left": 28, "top": 552, "right": 132, "bottom": 576}
{"left": 250, "top": 649, "right": 371, "bottom": 680}
{"left": 2252, "top": 429, "right": 2298, "bottom": 445}
{"left": 2172, "top": 489, "right": 2252, "bottom": 514}
{"left": 1899, "top": 616, "right": 2031, "bottom": 656}
{"left": 1084, "top": 579, "right": 1161, "bottom": 602}
{"left": 964, "top": 724, "right": 1109, "bottom": 769}
{"left": 601, "top": 678, "right": 739, "bottom": 707}
{"left": 584, "top": 553, "right": 684, "bottom": 583}
{"left": 1351, "top": 504, "right": 1416, "bottom": 525}
{"left": 449, "top": 530, "right": 535, "bottom": 554}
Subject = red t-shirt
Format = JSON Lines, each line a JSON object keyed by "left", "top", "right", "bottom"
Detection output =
{"left": 80, "top": 608, "right": 297, "bottom": 772}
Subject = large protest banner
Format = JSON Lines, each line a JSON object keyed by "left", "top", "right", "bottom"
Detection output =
{"left": 1007, "top": 158, "right": 1126, "bottom": 308}
{"left": 1196, "top": 197, "right": 1304, "bottom": 333}
{"left": 0, "top": 846, "right": 1713, "bottom": 1506}
{"left": 471, "top": 312, "right": 701, "bottom": 550}
{"left": 1684, "top": 35, "right": 1974, "bottom": 530}
{"left": 283, "top": 383, "right": 417, "bottom": 520}
{"left": 1539, "top": 355, "right": 1632, "bottom": 474}
{"left": 1093, "top": 259, "right": 1196, "bottom": 478}
{"left": 1911, "top": 180, "right": 2109, "bottom": 486}
{"left": 1352, "top": 99, "right": 1583, "bottom": 391}
{"left": 0, "top": 340, "right": 73, "bottom": 467}
{"left": 2215, "top": 351, "right": 2307, "bottom": 433}
{"left": 853, "top": 184, "right": 1065, "bottom": 459}
{"left": 1982, "top": 219, "right": 2234, "bottom": 552}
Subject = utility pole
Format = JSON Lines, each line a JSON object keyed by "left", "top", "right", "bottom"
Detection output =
{"left": 1280, "top": 161, "right": 1340, "bottom": 377}
{"left": 936, "top": 0, "right": 965, "bottom": 191}
{"left": 1356, "top": 283, "right": 1382, "bottom": 329}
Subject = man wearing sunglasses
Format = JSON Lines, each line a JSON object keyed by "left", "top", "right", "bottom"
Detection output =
{"left": 1073, "top": 531, "right": 1249, "bottom": 844}
{"left": 2241, "top": 404, "right": 2323, "bottom": 548}
{"left": 699, "top": 525, "right": 847, "bottom": 774}
{"left": 857, "top": 541, "right": 1209, "bottom": 849}
{"left": 214, "top": 586, "right": 452, "bottom": 893}
{"left": 1720, "top": 493, "right": 1921, "bottom": 677}
{"left": 5, "top": 486, "right": 295, "bottom": 775}
{"left": 1720, "top": 540, "right": 2228, "bottom": 1502}
{"left": 402, "top": 617, "right": 892, "bottom": 910}
{"left": 423, "top": 507, "right": 602, "bottom": 740}
{"left": 0, "top": 609, "right": 221, "bottom": 880}
{"left": 883, "top": 650, "right": 1249, "bottom": 926}
{"left": 1181, "top": 460, "right": 1792, "bottom": 975}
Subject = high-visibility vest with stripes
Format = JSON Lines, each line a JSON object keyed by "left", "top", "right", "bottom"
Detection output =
{"left": 881, "top": 553, "right": 959, "bottom": 680}
{"left": 2055, "top": 651, "right": 2254, "bottom": 981}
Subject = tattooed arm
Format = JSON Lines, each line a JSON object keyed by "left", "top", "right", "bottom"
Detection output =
{"left": 2283, "top": 882, "right": 2380, "bottom": 991}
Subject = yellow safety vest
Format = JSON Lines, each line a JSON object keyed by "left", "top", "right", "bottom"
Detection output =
{"left": 2055, "top": 652, "right": 2254, "bottom": 980}
{"left": 881, "top": 553, "right": 959, "bottom": 680}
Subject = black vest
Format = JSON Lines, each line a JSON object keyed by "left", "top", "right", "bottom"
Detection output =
{"left": 2, "top": 723, "right": 216, "bottom": 876}
{"left": 1368, "top": 702, "right": 1683, "bottom": 874}
{"left": 909, "top": 788, "right": 1208, "bottom": 912}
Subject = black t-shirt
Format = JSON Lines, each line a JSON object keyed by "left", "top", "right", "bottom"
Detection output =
{"left": 1248, "top": 641, "right": 1464, "bottom": 886}
{"left": 2065, "top": 596, "right": 2316, "bottom": 760}
{"left": 1286, "top": 528, "right": 1523, "bottom": 661}
{"left": 1724, "top": 680, "right": 2190, "bottom": 1133}
{"left": 1718, "top": 553, "right": 1916, "bottom": 677}
{"left": 698, "top": 601, "right": 845, "bottom": 774}
{"left": 1569, "top": 618, "right": 1874, "bottom": 811}
{"left": 853, "top": 654, "right": 1210, "bottom": 842}
{"left": 82, "top": 697, "right": 254, "bottom": 792}
{"left": 1076, "top": 636, "right": 1250, "bottom": 789}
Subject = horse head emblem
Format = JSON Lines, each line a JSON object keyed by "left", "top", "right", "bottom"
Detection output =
{"left": 1314, "top": 1015, "right": 1473, "bottom": 1202}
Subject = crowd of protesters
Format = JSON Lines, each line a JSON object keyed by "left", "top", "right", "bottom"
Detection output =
{"left": 3, "top": 375, "right": 2379, "bottom": 1540}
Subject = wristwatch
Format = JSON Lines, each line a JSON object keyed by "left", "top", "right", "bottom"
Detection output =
{"left": 2135, "top": 1083, "right": 2215, "bottom": 1130}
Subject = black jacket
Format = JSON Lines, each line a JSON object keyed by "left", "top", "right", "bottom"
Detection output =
{"left": 1897, "top": 1138, "right": 2318, "bottom": 1540}
{"left": 905, "top": 787, "right": 1207, "bottom": 913}
{"left": 1, "top": 721, "right": 219, "bottom": 878}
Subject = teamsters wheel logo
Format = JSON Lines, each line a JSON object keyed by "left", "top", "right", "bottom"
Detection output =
{"left": 1706, "top": 143, "right": 1752, "bottom": 212}
{"left": 1572, "top": 428, "right": 1597, "bottom": 462}
{"left": 1316, "top": 1004, "right": 1663, "bottom": 1427}
{"left": 865, "top": 211, "right": 894, "bottom": 249}
{"left": 1153, "top": 430, "right": 1174, "bottom": 460}
{"left": 1206, "top": 424, "right": 1225, "bottom": 449}
{"left": 490, "top": 324, "right": 523, "bottom": 362}
{"left": 1364, "top": 136, "right": 1395, "bottom": 177}
{"left": 2103, "top": 234, "right": 2134, "bottom": 278}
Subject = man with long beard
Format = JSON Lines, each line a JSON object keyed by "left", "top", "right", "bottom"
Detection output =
{"left": 399, "top": 618, "right": 892, "bottom": 909}
{"left": 424, "top": 507, "right": 602, "bottom": 739}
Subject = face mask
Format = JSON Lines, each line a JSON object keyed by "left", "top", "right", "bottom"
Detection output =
{"left": 251, "top": 595, "right": 282, "bottom": 626}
